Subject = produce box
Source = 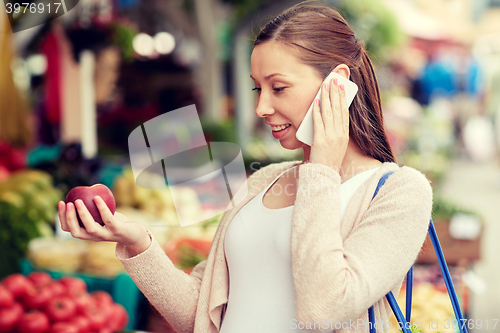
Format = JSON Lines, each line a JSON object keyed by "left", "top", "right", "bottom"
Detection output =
{"left": 388, "top": 265, "right": 468, "bottom": 333}
{"left": 19, "top": 259, "right": 146, "bottom": 330}
{"left": 417, "top": 218, "right": 481, "bottom": 265}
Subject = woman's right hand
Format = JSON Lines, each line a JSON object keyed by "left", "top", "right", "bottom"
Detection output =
{"left": 58, "top": 196, "right": 151, "bottom": 256}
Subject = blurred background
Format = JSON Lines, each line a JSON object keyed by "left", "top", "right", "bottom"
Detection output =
{"left": 0, "top": 0, "right": 499, "bottom": 332}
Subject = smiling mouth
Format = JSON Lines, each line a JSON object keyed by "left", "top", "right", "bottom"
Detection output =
{"left": 271, "top": 124, "right": 291, "bottom": 132}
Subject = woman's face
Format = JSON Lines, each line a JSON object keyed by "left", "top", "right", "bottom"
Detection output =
{"left": 250, "top": 41, "right": 323, "bottom": 150}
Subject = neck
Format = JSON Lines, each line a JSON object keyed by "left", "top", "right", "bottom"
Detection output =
{"left": 301, "top": 139, "right": 382, "bottom": 183}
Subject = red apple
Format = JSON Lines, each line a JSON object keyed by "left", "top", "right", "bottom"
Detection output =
{"left": 65, "top": 184, "right": 115, "bottom": 227}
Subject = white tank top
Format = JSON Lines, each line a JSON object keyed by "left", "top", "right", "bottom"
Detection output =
{"left": 220, "top": 165, "right": 381, "bottom": 332}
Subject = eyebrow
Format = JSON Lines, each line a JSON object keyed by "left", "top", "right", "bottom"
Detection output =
{"left": 250, "top": 73, "right": 287, "bottom": 81}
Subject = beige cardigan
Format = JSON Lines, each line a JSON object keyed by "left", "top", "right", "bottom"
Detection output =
{"left": 116, "top": 161, "right": 433, "bottom": 333}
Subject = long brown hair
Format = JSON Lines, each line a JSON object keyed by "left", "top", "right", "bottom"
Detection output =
{"left": 254, "top": 3, "right": 395, "bottom": 163}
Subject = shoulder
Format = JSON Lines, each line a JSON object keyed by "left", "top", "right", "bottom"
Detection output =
{"left": 386, "top": 164, "right": 432, "bottom": 192}
{"left": 376, "top": 162, "right": 433, "bottom": 205}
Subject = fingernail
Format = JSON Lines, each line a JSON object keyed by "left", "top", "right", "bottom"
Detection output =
{"left": 340, "top": 84, "right": 345, "bottom": 91}
{"left": 94, "top": 196, "right": 102, "bottom": 203}
{"left": 75, "top": 200, "right": 82, "bottom": 208}
{"left": 67, "top": 203, "right": 73, "bottom": 211}
{"left": 316, "top": 99, "right": 320, "bottom": 106}
{"left": 333, "top": 78, "right": 338, "bottom": 85}
{"left": 324, "top": 83, "right": 329, "bottom": 90}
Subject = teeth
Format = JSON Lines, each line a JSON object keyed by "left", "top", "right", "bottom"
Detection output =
{"left": 271, "top": 124, "right": 291, "bottom": 131}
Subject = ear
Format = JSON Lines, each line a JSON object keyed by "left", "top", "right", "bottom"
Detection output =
{"left": 332, "top": 64, "right": 350, "bottom": 80}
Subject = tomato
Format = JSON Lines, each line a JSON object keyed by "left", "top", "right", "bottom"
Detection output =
{"left": 81, "top": 304, "right": 106, "bottom": 331}
{"left": 59, "top": 277, "right": 87, "bottom": 294}
{"left": 45, "top": 296, "right": 77, "bottom": 322}
{"left": 84, "top": 311, "right": 106, "bottom": 332}
{"left": 105, "top": 303, "right": 128, "bottom": 332}
{"left": 90, "top": 291, "right": 114, "bottom": 318}
{"left": 97, "top": 328, "right": 112, "bottom": 333}
{"left": 17, "top": 310, "right": 50, "bottom": 333}
{"left": 69, "top": 290, "right": 92, "bottom": 315}
{"left": 46, "top": 281, "right": 66, "bottom": 298}
{"left": 27, "top": 272, "right": 53, "bottom": 288}
{"left": 23, "top": 286, "right": 52, "bottom": 310}
{"left": 2, "top": 274, "right": 34, "bottom": 300}
{"left": 0, "top": 284, "right": 14, "bottom": 308}
{"left": 50, "top": 322, "right": 80, "bottom": 333}
{"left": 90, "top": 291, "right": 113, "bottom": 307}
{"left": 69, "top": 315, "right": 91, "bottom": 333}
{"left": 0, "top": 302, "right": 23, "bottom": 333}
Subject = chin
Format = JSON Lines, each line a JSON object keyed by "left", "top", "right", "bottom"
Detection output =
{"left": 279, "top": 138, "right": 303, "bottom": 150}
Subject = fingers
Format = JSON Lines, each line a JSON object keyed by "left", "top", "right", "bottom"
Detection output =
{"left": 321, "top": 82, "right": 332, "bottom": 118}
{"left": 65, "top": 202, "right": 88, "bottom": 239}
{"left": 74, "top": 199, "right": 101, "bottom": 235}
{"left": 315, "top": 82, "right": 332, "bottom": 141}
{"left": 93, "top": 196, "right": 115, "bottom": 227}
{"left": 312, "top": 97, "right": 324, "bottom": 142}
{"left": 328, "top": 78, "right": 348, "bottom": 135}
{"left": 338, "top": 83, "right": 349, "bottom": 132}
{"left": 58, "top": 201, "right": 68, "bottom": 231}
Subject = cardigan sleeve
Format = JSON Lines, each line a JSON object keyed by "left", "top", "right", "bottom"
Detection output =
{"left": 116, "top": 231, "right": 205, "bottom": 333}
{"left": 291, "top": 163, "right": 433, "bottom": 329}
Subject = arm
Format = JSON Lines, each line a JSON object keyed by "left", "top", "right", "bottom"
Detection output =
{"left": 291, "top": 163, "right": 432, "bottom": 326}
{"left": 116, "top": 232, "right": 207, "bottom": 333}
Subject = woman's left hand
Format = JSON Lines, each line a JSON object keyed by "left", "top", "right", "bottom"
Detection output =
{"left": 309, "top": 78, "right": 350, "bottom": 172}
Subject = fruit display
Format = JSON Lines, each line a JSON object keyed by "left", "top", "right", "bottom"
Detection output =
{"left": 0, "top": 169, "right": 63, "bottom": 278}
{"left": 65, "top": 184, "right": 116, "bottom": 227}
{"left": 112, "top": 168, "right": 221, "bottom": 246}
{"left": 0, "top": 272, "right": 128, "bottom": 333}
{"left": 27, "top": 238, "right": 88, "bottom": 274}
{"left": 388, "top": 283, "right": 456, "bottom": 333}
{"left": 387, "top": 265, "right": 465, "bottom": 333}
{"left": 26, "top": 237, "right": 125, "bottom": 277}
{"left": 164, "top": 237, "right": 212, "bottom": 274}
{"left": 112, "top": 168, "right": 179, "bottom": 223}
{"left": 81, "top": 242, "right": 125, "bottom": 277}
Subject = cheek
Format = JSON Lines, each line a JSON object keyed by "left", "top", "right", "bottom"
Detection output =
{"left": 289, "top": 92, "right": 316, "bottom": 127}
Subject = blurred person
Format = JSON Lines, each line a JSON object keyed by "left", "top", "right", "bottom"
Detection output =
{"left": 35, "top": 25, "right": 121, "bottom": 144}
{"left": 452, "top": 45, "right": 486, "bottom": 160}
{"left": 418, "top": 50, "right": 458, "bottom": 106}
{"left": 58, "top": 2, "right": 433, "bottom": 333}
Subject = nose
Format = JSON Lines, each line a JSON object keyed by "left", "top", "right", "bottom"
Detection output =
{"left": 255, "top": 92, "right": 275, "bottom": 118}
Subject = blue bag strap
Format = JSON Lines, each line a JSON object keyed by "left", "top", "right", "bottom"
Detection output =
{"left": 428, "top": 219, "right": 468, "bottom": 333}
{"left": 371, "top": 171, "right": 395, "bottom": 199}
{"left": 369, "top": 171, "right": 412, "bottom": 333}
{"left": 406, "top": 267, "right": 413, "bottom": 322}
{"left": 367, "top": 171, "right": 468, "bottom": 333}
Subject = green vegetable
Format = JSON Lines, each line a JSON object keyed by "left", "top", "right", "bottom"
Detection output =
{"left": 177, "top": 245, "right": 207, "bottom": 269}
{"left": 0, "top": 201, "right": 42, "bottom": 278}
{"left": 0, "top": 169, "right": 62, "bottom": 278}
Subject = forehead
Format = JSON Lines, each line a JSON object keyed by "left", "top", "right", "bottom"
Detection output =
{"left": 250, "top": 41, "right": 313, "bottom": 80}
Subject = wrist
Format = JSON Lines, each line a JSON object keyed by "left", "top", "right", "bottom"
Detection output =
{"left": 121, "top": 227, "right": 151, "bottom": 257}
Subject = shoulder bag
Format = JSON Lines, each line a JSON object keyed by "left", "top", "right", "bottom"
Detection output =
{"left": 368, "top": 171, "right": 468, "bottom": 333}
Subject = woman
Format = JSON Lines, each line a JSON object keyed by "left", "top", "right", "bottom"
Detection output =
{"left": 58, "top": 3, "right": 433, "bottom": 333}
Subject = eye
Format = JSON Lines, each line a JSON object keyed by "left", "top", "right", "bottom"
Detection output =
{"left": 252, "top": 87, "right": 261, "bottom": 92}
{"left": 273, "top": 87, "right": 286, "bottom": 93}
